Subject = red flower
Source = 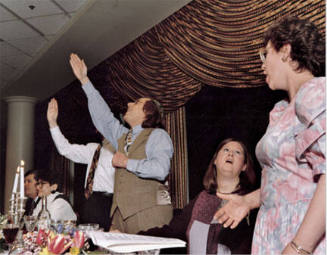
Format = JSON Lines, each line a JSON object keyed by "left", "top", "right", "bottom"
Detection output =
{"left": 36, "top": 229, "right": 49, "bottom": 247}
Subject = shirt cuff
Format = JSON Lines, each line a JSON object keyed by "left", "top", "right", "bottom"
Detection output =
{"left": 50, "top": 126, "right": 60, "bottom": 134}
{"left": 126, "top": 159, "right": 137, "bottom": 173}
{"left": 81, "top": 80, "right": 94, "bottom": 95}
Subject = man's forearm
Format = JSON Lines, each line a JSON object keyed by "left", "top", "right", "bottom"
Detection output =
{"left": 127, "top": 158, "right": 170, "bottom": 181}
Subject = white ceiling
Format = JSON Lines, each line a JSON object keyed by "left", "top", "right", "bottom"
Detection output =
{"left": 0, "top": 0, "right": 191, "bottom": 100}
{"left": 0, "top": 0, "right": 90, "bottom": 90}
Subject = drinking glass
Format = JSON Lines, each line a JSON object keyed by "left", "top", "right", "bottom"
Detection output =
{"left": 78, "top": 223, "right": 99, "bottom": 232}
{"left": 2, "top": 223, "right": 19, "bottom": 250}
{"left": 24, "top": 215, "right": 36, "bottom": 232}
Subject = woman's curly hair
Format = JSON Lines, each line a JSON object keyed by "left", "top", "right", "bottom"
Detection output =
{"left": 264, "top": 16, "right": 325, "bottom": 76}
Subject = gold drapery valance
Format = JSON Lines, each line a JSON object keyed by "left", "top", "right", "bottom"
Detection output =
{"left": 156, "top": 0, "right": 325, "bottom": 88}
{"left": 107, "top": 29, "right": 202, "bottom": 112}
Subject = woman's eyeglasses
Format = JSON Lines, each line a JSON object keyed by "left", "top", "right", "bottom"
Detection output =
{"left": 259, "top": 48, "right": 267, "bottom": 63}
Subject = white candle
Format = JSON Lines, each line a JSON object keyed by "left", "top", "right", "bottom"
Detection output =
{"left": 11, "top": 167, "right": 20, "bottom": 199}
{"left": 20, "top": 160, "right": 25, "bottom": 198}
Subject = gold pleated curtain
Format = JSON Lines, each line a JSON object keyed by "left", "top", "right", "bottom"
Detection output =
{"left": 50, "top": 150, "right": 72, "bottom": 198}
{"left": 165, "top": 107, "right": 189, "bottom": 208}
{"left": 102, "top": 0, "right": 325, "bottom": 208}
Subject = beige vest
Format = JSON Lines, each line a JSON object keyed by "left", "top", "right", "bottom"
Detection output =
{"left": 102, "top": 138, "right": 116, "bottom": 153}
{"left": 111, "top": 129, "right": 166, "bottom": 219}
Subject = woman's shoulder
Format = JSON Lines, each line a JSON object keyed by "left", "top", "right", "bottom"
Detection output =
{"left": 295, "top": 77, "right": 325, "bottom": 126}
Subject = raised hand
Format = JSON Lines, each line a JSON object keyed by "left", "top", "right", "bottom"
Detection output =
{"left": 47, "top": 98, "right": 59, "bottom": 128}
{"left": 69, "top": 53, "right": 89, "bottom": 85}
{"left": 214, "top": 192, "right": 251, "bottom": 229}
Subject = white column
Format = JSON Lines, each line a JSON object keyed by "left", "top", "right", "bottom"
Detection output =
{"left": 4, "top": 96, "right": 38, "bottom": 212}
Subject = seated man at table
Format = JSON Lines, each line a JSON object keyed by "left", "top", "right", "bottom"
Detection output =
{"left": 24, "top": 169, "right": 41, "bottom": 216}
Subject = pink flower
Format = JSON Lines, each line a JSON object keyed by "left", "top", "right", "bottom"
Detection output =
{"left": 47, "top": 234, "right": 72, "bottom": 254}
{"left": 72, "top": 230, "right": 85, "bottom": 249}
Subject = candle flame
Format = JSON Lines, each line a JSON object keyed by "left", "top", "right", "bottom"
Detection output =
{"left": 20, "top": 160, "right": 25, "bottom": 166}
{"left": 16, "top": 166, "right": 20, "bottom": 173}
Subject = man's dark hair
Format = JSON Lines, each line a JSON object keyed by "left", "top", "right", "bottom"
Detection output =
{"left": 264, "top": 16, "right": 325, "bottom": 76}
{"left": 24, "top": 169, "right": 41, "bottom": 180}
{"left": 142, "top": 99, "right": 165, "bottom": 129}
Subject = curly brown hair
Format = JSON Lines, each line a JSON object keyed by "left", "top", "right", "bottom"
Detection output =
{"left": 264, "top": 16, "right": 325, "bottom": 76}
{"left": 203, "top": 138, "right": 256, "bottom": 194}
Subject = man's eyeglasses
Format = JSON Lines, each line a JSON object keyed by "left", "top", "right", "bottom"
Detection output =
{"left": 259, "top": 48, "right": 267, "bottom": 63}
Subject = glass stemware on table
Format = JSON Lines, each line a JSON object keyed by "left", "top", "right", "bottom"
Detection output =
{"left": 23, "top": 215, "right": 36, "bottom": 232}
{"left": 2, "top": 223, "right": 19, "bottom": 251}
{"left": 5, "top": 193, "right": 27, "bottom": 253}
{"left": 51, "top": 220, "right": 77, "bottom": 234}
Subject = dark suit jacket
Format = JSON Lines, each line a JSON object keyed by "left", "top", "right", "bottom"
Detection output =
{"left": 24, "top": 197, "right": 40, "bottom": 216}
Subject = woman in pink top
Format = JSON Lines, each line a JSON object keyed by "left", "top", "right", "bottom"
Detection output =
{"left": 214, "top": 16, "right": 325, "bottom": 254}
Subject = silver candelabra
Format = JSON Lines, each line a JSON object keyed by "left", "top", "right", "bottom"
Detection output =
{"left": 8, "top": 192, "right": 27, "bottom": 252}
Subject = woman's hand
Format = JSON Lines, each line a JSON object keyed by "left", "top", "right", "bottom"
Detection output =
{"left": 214, "top": 192, "right": 250, "bottom": 229}
{"left": 69, "top": 53, "right": 89, "bottom": 85}
{"left": 214, "top": 189, "right": 260, "bottom": 229}
{"left": 47, "top": 98, "right": 58, "bottom": 128}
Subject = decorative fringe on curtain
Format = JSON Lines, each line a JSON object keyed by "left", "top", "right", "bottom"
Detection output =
{"left": 165, "top": 107, "right": 189, "bottom": 208}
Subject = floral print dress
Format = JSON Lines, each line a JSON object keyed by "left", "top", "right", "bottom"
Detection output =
{"left": 252, "top": 77, "right": 326, "bottom": 254}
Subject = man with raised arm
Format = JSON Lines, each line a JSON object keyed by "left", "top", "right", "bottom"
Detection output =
{"left": 47, "top": 98, "right": 115, "bottom": 231}
{"left": 69, "top": 53, "right": 173, "bottom": 234}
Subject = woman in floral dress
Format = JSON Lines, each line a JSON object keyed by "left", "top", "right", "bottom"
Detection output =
{"left": 214, "top": 16, "right": 325, "bottom": 254}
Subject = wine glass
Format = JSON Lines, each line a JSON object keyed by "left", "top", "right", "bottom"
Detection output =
{"left": 2, "top": 223, "right": 19, "bottom": 251}
{"left": 23, "top": 215, "right": 36, "bottom": 232}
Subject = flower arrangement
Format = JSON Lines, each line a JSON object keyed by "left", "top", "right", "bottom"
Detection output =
{"left": 0, "top": 214, "right": 87, "bottom": 254}
{"left": 22, "top": 229, "right": 86, "bottom": 255}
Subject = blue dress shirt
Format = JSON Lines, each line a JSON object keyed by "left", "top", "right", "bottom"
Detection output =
{"left": 82, "top": 81, "right": 174, "bottom": 181}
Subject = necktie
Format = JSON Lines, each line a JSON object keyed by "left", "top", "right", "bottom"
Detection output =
{"left": 84, "top": 144, "right": 102, "bottom": 199}
{"left": 125, "top": 130, "right": 133, "bottom": 153}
